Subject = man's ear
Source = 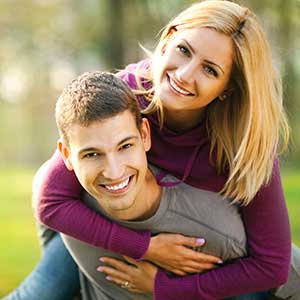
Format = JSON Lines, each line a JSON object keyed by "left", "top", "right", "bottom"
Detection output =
{"left": 57, "top": 139, "right": 74, "bottom": 171}
{"left": 140, "top": 118, "right": 151, "bottom": 152}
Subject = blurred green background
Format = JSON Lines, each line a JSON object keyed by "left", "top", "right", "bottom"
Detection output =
{"left": 0, "top": 0, "right": 299, "bottom": 297}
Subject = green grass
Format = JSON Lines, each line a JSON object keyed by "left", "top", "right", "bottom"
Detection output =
{"left": 0, "top": 167, "right": 299, "bottom": 297}
{"left": 281, "top": 168, "right": 300, "bottom": 246}
{"left": 0, "top": 167, "right": 40, "bottom": 297}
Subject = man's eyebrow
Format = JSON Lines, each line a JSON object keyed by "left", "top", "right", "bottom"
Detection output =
{"left": 78, "top": 147, "right": 101, "bottom": 155}
{"left": 78, "top": 135, "right": 139, "bottom": 155}
{"left": 182, "top": 39, "right": 225, "bottom": 74}
{"left": 117, "top": 135, "right": 139, "bottom": 146}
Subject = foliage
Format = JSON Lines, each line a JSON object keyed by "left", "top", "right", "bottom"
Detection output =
{"left": 0, "top": 0, "right": 299, "bottom": 166}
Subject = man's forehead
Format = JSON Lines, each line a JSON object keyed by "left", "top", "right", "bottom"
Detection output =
{"left": 67, "top": 112, "right": 141, "bottom": 152}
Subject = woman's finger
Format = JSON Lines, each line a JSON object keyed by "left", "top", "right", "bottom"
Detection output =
{"left": 192, "top": 251, "right": 223, "bottom": 264}
{"left": 180, "top": 259, "right": 218, "bottom": 271}
{"left": 123, "top": 255, "right": 138, "bottom": 266}
{"left": 97, "top": 265, "right": 130, "bottom": 283}
{"left": 170, "top": 269, "right": 188, "bottom": 276}
{"left": 98, "top": 265, "right": 142, "bottom": 292}
{"left": 100, "top": 256, "right": 136, "bottom": 272}
{"left": 157, "top": 258, "right": 217, "bottom": 275}
{"left": 180, "top": 247, "right": 223, "bottom": 264}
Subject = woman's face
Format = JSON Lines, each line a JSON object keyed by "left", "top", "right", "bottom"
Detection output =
{"left": 153, "top": 26, "right": 233, "bottom": 114}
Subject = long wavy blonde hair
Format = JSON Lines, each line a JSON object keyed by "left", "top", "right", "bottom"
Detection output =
{"left": 136, "top": 0, "right": 289, "bottom": 205}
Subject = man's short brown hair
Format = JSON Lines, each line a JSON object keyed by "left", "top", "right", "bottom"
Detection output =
{"left": 55, "top": 71, "right": 142, "bottom": 144}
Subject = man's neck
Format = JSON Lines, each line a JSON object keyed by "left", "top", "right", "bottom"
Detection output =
{"left": 113, "top": 167, "right": 162, "bottom": 222}
{"left": 131, "top": 167, "right": 162, "bottom": 221}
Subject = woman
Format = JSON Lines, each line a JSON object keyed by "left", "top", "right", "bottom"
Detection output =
{"left": 6, "top": 1, "right": 292, "bottom": 300}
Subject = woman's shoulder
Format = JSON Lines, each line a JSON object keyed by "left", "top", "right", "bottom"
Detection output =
{"left": 116, "top": 59, "right": 151, "bottom": 89}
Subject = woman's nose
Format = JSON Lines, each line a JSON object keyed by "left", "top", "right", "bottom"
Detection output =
{"left": 175, "top": 61, "right": 198, "bottom": 84}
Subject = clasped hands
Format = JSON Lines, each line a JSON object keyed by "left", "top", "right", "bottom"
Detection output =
{"left": 97, "top": 233, "right": 222, "bottom": 294}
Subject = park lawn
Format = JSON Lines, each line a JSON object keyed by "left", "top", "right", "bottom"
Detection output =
{"left": 0, "top": 167, "right": 40, "bottom": 297}
{"left": 0, "top": 166, "right": 299, "bottom": 297}
{"left": 281, "top": 168, "right": 300, "bottom": 246}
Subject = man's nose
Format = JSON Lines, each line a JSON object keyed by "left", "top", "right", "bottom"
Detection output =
{"left": 102, "top": 155, "right": 125, "bottom": 180}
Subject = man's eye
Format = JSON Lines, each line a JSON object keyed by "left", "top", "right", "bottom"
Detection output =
{"left": 83, "top": 153, "right": 99, "bottom": 159}
{"left": 177, "top": 45, "right": 190, "bottom": 57}
{"left": 204, "top": 66, "right": 218, "bottom": 77}
{"left": 121, "top": 143, "right": 132, "bottom": 150}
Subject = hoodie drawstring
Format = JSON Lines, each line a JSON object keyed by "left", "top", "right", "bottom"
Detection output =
{"left": 156, "top": 145, "right": 200, "bottom": 187}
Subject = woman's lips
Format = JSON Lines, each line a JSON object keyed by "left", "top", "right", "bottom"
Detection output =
{"left": 167, "top": 74, "right": 194, "bottom": 96}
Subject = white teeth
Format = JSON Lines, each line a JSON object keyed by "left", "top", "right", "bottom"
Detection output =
{"left": 105, "top": 178, "right": 130, "bottom": 191}
{"left": 169, "top": 77, "right": 191, "bottom": 95}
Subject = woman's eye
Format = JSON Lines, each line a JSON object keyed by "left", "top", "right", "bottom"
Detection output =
{"left": 177, "top": 45, "right": 190, "bottom": 57}
{"left": 204, "top": 66, "right": 218, "bottom": 77}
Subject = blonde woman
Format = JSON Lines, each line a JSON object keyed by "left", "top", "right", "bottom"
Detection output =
{"left": 19, "top": 1, "right": 293, "bottom": 300}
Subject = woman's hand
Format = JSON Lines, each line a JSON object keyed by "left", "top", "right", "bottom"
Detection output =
{"left": 144, "top": 233, "right": 222, "bottom": 275}
{"left": 97, "top": 256, "right": 158, "bottom": 294}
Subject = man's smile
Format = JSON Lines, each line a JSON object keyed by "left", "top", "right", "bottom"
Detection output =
{"left": 99, "top": 175, "right": 134, "bottom": 194}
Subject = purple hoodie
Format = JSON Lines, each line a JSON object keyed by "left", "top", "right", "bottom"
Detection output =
{"left": 37, "top": 60, "right": 291, "bottom": 300}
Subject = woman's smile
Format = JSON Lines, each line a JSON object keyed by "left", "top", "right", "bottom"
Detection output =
{"left": 154, "top": 27, "right": 233, "bottom": 115}
{"left": 167, "top": 73, "right": 195, "bottom": 97}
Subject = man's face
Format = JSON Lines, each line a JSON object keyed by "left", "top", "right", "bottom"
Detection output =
{"left": 59, "top": 110, "right": 151, "bottom": 219}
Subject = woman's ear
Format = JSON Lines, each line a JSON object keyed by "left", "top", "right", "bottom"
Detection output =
{"left": 219, "top": 94, "right": 227, "bottom": 101}
{"left": 219, "top": 85, "right": 234, "bottom": 101}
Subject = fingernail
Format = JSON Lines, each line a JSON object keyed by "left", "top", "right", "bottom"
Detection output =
{"left": 106, "top": 276, "right": 112, "bottom": 281}
{"left": 99, "top": 257, "right": 105, "bottom": 262}
{"left": 217, "top": 260, "right": 223, "bottom": 264}
{"left": 196, "top": 238, "right": 205, "bottom": 245}
{"left": 97, "top": 267, "right": 104, "bottom": 272}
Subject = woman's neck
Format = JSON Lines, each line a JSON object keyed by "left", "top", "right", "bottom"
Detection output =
{"left": 164, "top": 108, "right": 205, "bottom": 133}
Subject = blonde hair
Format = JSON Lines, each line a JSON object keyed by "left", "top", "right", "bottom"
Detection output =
{"left": 137, "top": 0, "right": 289, "bottom": 205}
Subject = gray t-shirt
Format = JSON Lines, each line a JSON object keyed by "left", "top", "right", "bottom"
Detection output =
{"left": 62, "top": 169, "right": 247, "bottom": 300}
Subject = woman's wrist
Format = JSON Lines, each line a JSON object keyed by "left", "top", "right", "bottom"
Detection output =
{"left": 143, "top": 235, "right": 156, "bottom": 261}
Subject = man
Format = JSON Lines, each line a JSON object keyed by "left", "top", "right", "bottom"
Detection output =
{"left": 53, "top": 71, "right": 298, "bottom": 300}
{"left": 53, "top": 70, "right": 246, "bottom": 300}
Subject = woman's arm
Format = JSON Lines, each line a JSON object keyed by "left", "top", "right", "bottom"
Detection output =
{"left": 35, "top": 150, "right": 151, "bottom": 260}
{"left": 154, "top": 159, "right": 291, "bottom": 300}
{"left": 35, "top": 151, "right": 214, "bottom": 270}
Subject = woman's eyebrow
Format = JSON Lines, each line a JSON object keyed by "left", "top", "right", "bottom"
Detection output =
{"left": 182, "top": 39, "right": 225, "bottom": 74}
{"left": 204, "top": 59, "right": 224, "bottom": 74}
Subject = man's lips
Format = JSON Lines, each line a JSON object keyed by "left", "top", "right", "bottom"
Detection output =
{"left": 167, "top": 74, "right": 194, "bottom": 96}
{"left": 99, "top": 176, "right": 133, "bottom": 194}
